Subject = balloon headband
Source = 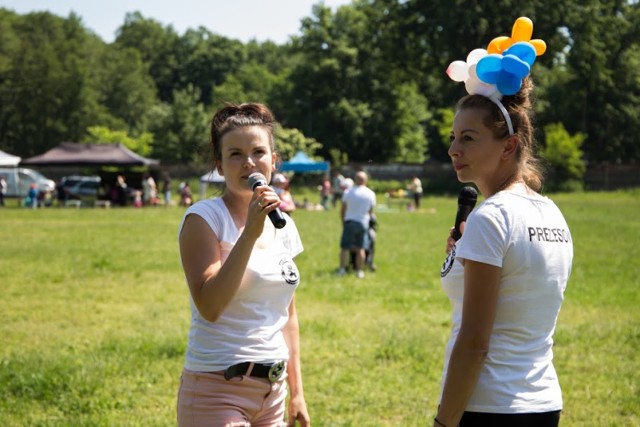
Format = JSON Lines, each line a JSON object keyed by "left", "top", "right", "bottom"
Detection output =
{"left": 446, "top": 17, "right": 546, "bottom": 135}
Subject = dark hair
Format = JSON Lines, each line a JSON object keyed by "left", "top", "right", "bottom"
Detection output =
{"left": 209, "top": 103, "right": 277, "bottom": 165}
{"left": 456, "top": 77, "right": 544, "bottom": 191}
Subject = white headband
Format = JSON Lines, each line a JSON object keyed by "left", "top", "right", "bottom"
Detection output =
{"left": 488, "top": 94, "right": 515, "bottom": 136}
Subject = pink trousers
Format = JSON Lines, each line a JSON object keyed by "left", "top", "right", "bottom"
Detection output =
{"left": 177, "top": 368, "right": 288, "bottom": 427}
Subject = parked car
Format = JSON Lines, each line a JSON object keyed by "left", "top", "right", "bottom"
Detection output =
{"left": 0, "top": 167, "right": 56, "bottom": 198}
{"left": 59, "top": 175, "right": 102, "bottom": 205}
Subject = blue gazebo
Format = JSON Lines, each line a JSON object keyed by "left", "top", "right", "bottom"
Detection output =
{"left": 279, "top": 151, "right": 330, "bottom": 173}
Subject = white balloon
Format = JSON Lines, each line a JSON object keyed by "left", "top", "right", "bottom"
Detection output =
{"left": 446, "top": 61, "right": 469, "bottom": 82}
{"left": 465, "top": 71, "right": 499, "bottom": 97}
{"left": 466, "top": 48, "right": 487, "bottom": 66}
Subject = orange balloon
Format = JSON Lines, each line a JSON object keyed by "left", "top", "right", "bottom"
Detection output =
{"left": 487, "top": 36, "right": 510, "bottom": 54}
{"left": 512, "top": 17, "right": 533, "bottom": 42}
{"left": 530, "top": 39, "right": 547, "bottom": 56}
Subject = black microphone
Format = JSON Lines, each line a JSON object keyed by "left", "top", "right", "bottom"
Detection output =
{"left": 452, "top": 186, "right": 478, "bottom": 241}
{"left": 247, "top": 172, "right": 287, "bottom": 229}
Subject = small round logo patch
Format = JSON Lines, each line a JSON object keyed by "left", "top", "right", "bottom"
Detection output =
{"left": 280, "top": 258, "right": 300, "bottom": 285}
{"left": 440, "top": 245, "right": 456, "bottom": 278}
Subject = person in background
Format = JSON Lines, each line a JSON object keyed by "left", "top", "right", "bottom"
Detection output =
{"left": 162, "top": 175, "right": 172, "bottom": 206}
{"left": 142, "top": 173, "right": 158, "bottom": 206}
{"left": 337, "top": 171, "right": 376, "bottom": 279}
{"left": 0, "top": 175, "right": 7, "bottom": 206}
{"left": 408, "top": 175, "right": 423, "bottom": 210}
{"left": 56, "top": 179, "right": 68, "bottom": 206}
{"left": 26, "top": 183, "right": 38, "bottom": 209}
{"left": 176, "top": 102, "right": 310, "bottom": 426}
{"left": 115, "top": 175, "right": 128, "bottom": 207}
{"left": 435, "top": 24, "right": 573, "bottom": 426}
{"left": 133, "top": 190, "right": 143, "bottom": 208}
{"left": 319, "top": 174, "right": 332, "bottom": 211}
{"left": 180, "top": 182, "right": 193, "bottom": 207}
{"left": 331, "top": 170, "right": 345, "bottom": 208}
{"left": 342, "top": 177, "right": 354, "bottom": 195}
{"left": 271, "top": 173, "right": 296, "bottom": 216}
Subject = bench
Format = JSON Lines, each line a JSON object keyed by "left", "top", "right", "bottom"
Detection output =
{"left": 64, "top": 199, "right": 82, "bottom": 208}
{"left": 94, "top": 200, "right": 111, "bottom": 208}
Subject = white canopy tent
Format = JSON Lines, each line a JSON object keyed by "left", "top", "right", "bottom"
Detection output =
{"left": 0, "top": 149, "right": 21, "bottom": 166}
{"left": 199, "top": 169, "right": 225, "bottom": 199}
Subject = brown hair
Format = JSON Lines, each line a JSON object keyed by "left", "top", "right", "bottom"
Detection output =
{"left": 209, "top": 103, "right": 277, "bottom": 165}
{"left": 456, "top": 77, "right": 544, "bottom": 191}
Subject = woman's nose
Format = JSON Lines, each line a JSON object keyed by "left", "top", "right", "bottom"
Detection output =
{"left": 242, "top": 155, "right": 256, "bottom": 167}
{"left": 448, "top": 139, "right": 459, "bottom": 158}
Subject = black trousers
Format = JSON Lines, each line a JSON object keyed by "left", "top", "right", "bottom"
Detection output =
{"left": 459, "top": 410, "right": 561, "bottom": 427}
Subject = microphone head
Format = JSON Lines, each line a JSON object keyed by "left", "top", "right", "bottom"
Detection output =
{"left": 247, "top": 172, "right": 267, "bottom": 190}
{"left": 458, "top": 186, "right": 478, "bottom": 207}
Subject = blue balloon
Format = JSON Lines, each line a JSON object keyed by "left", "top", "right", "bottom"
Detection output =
{"left": 502, "top": 54, "right": 530, "bottom": 77}
{"left": 476, "top": 54, "right": 502, "bottom": 84}
{"left": 496, "top": 72, "right": 522, "bottom": 95}
{"left": 476, "top": 42, "right": 538, "bottom": 95}
{"left": 504, "top": 42, "right": 536, "bottom": 66}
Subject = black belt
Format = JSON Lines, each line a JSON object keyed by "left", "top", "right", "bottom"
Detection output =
{"left": 223, "top": 361, "right": 286, "bottom": 382}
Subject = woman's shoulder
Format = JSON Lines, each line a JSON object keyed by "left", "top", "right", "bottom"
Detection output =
{"left": 185, "top": 197, "right": 228, "bottom": 220}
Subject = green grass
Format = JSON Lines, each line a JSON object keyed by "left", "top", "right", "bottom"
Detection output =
{"left": 0, "top": 190, "right": 638, "bottom": 426}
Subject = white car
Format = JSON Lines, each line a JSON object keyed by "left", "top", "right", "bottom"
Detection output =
{"left": 0, "top": 167, "right": 55, "bottom": 198}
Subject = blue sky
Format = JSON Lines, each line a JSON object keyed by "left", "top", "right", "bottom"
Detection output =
{"left": 0, "top": 0, "right": 352, "bottom": 44}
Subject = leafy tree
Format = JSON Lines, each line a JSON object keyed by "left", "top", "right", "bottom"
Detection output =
{"left": 211, "top": 62, "right": 280, "bottom": 107}
{"left": 2, "top": 0, "right": 640, "bottom": 170}
{"left": 274, "top": 127, "right": 322, "bottom": 162}
{"left": 177, "top": 28, "right": 247, "bottom": 105}
{"left": 392, "top": 82, "right": 431, "bottom": 163}
{"left": 542, "top": 122, "right": 586, "bottom": 189}
{"left": 0, "top": 11, "right": 98, "bottom": 156}
{"left": 115, "top": 12, "right": 181, "bottom": 102}
{"left": 430, "top": 108, "right": 456, "bottom": 161}
{"left": 147, "top": 85, "right": 209, "bottom": 163}
{"left": 93, "top": 46, "right": 158, "bottom": 134}
{"left": 84, "top": 126, "right": 154, "bottom": 156}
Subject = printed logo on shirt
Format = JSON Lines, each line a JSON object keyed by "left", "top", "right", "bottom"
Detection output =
{"left": 528, "top": 226, "right": 572, "bottom": 243}
{"left": 440, "top": 245, "right": 456, "bottom": 278}
{"left": 279, "top": 258, "right": 300, "bottom": 285}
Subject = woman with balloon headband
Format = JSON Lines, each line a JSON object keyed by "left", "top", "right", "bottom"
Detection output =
{"left": 436, "top": 18, "right": 574, "bottom": 427}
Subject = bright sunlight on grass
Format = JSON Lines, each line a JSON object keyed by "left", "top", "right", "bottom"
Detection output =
{"left": 1, "top": 190, "right": 638, "bottom": 426}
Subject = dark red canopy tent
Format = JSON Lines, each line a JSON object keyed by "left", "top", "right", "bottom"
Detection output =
{"left": 20, "top": 142, "right": 159, "bottom": 167}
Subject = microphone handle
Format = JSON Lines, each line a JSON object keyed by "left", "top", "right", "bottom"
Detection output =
{"left": 268, "top": 209, "right": 287, "bottom": 229}
{"left": 452, "top": 205, "right": 472, "bottom": 241}
{"left": 249, "top": 175, "right": 287, "bottom": 229}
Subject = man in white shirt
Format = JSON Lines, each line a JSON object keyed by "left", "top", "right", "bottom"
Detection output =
{"left": 337, "top": 171, "right": 376, "bottom": 278}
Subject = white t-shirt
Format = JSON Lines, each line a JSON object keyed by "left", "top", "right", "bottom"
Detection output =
{"left": 440, "top": 190, "right": 573, "bottom": 413}
{"left": 342, "top": 185, "right": 376, "bottom": 227}
{"left": 178, "top": 198, "right": 303, "bottom": 372}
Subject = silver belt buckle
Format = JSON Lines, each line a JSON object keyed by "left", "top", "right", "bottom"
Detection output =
{"left": 268, "top": 361, "right": 286, "bottom": 382}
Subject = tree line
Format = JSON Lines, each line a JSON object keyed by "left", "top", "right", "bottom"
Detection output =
{"left": 0, "top": 1, "right": 638, "bottom": 184}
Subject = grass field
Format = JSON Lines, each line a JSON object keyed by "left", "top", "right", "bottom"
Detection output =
{"left": 0, "top": 189, "right": 638, "bottom": 426}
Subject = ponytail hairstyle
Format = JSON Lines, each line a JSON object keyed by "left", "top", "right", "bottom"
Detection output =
{"left": 456, "top": 77, "right": 544, "bottom": 191}
{"left": 209, "top": 103, "right": 278, "bottom": 165}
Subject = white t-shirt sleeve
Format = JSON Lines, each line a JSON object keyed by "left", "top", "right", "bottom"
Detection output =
{"left": 456, "top": 204, "right": 508, "bottom": 268}
{"left": 282, "top": 215, "right": 304, "bottom": 258}
{"left": 178, "top": 199, "right": 225, "bottom": 241}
